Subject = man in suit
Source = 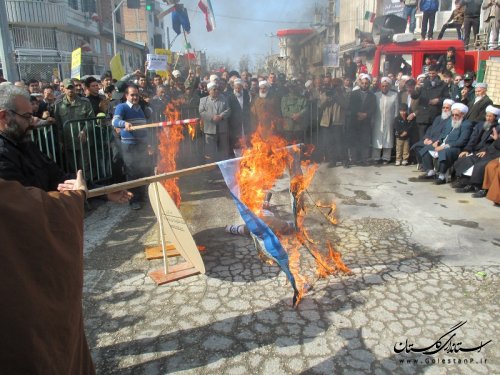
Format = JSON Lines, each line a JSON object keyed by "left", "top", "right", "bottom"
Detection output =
{"left": 228, "top": 78, "right": 251, "bottom": 157}
{"left": 411, "top": 64, "right": 450, "bottom": 141}
{"left": 348, "top": 74, "right": 377, "bottom": 165}
{"left": 411, "top": 98, "right": 454, "bottom": 166}
{"left": 199, "top": 81, "right": 231, "bottom": 161}
{"left": 454, "top": 105, "right": 500, "bottom": 192}
{"left": 465, "top": 83, "right": 493, "bottom": 125}
{"left": 419, "top": 102, "right": 473, "bottom": 184}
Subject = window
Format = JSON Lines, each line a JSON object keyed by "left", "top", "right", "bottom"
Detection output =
{"left": 116, "top": 9, "right": 121, "bottom": 24}
{"left": 68, "top": 0, "right": 78, "bottom": 10}
{"left": 381, "top": 54, "right": 413, "bottom": 77}
{"left": 161, "top": 21, "right": 164, "bottom": 30}
{"left": 154, "top": 16, "right": 159, "bottom": 27}
{"left": 107, "top": 42, "right": 112, "bottom": 56}
{"left": 93, "top": 38, "right": 101, "bottom": 54}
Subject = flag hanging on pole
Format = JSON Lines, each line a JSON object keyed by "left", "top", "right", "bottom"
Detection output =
{"left": 172, "top": 5, "right": 191, "bottom": 35}
{"left": 198, "top": 0, "right": 216, "bottom": 32}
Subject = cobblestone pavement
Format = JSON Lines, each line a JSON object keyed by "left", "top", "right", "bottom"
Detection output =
{"left": 83, "top": 164, "right": 499, "bottom": 374}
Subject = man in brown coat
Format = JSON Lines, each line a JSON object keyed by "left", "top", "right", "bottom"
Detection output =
{"left": 0, "top": 171, "right": 96, "bottom": 374}
{"left": 250, "top": 80, "right": 283, "bottom": 137}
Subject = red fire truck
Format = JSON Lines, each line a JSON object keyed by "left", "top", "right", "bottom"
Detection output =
{"left": 358, "top": 14, "right": 500, "bottom": 79}
{"left": 370, "top": 39, "right": 500, "bottom": 78}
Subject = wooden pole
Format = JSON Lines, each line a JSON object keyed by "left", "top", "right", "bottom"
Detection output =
{"left": 130, "top": 118, "right": 199, "bottom": 131}
{"left": 87, "top": 144, "right": 303, "bottom": 199}
{"left": 87, "top": 161, "right": 220, "bottom": 198}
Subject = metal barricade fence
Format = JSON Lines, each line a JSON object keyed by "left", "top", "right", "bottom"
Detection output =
{"left": 63, "top": 117, "right": 113, "bottom": 185}
{"left": 30, "top": 123, "right": 61, "bottom": 168}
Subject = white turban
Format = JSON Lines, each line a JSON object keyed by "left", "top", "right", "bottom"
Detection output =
{"left": 209, "top": 74, "right": 219, "bottom": 82}
{"left": 451, "top": 103, "right": 468, "bottom": 114}
{"left": 443, "top": 99, "right": 455, "bottom": 107}
{"left": 259, "top": 80, "right": 270, "bottom": 88}
{"left": 207, "top": 82, "right": 217, "bottom": 91}
{"left": 475, "top": 82, "right": 488, "bottom": 89}
{"left": 381, "top": 77, "right": 392, "bottom": 85}
{"left": 172, "top": 70, "right": 181, "bottom": 78}
{"left": 233, "top": 78, "right": 243, "bottom": 86}
{"left": 359, "top": 73, "right": 371, "bottom": 83}
{"left": 305, "top": 79, "right": 313, "bottom": 88}
{"left": 485, "top": 105, "right": 500, "bottom": 117}
{"left": 417, "top": 74, "right": 427, "bottom": 80}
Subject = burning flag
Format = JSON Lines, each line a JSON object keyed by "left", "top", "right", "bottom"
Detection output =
{"left": 218, "top": 157, "right": 300, "bottom": 306}
{"left": 198, "top": 0, "right": 216, "bottom": 32}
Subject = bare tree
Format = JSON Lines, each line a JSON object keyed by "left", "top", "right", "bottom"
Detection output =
{"left": 239, "top": 54, "right": 252, "bottom": 73}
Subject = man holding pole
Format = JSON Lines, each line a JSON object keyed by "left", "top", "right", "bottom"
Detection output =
{"left": 112, "top": 85, "right": 153, "bottom": 210}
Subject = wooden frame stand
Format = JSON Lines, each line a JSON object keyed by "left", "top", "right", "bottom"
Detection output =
{"left": 149, "top": 262, "right": 200, "bottom": 285}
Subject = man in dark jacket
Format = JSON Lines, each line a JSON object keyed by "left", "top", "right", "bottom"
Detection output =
{"left": 411, "top": 64, "right": 450, "bottom": 141}
{"left": 0, "top": 86, "right": 68, "bottom": 191}
{"left": 454, "top": 105, "right": 500, "bottom": 192}
{"left": 228, "top": 78, "right": 251, "bottom": 156}
{"left": 411, "top": 98, "right": 454, "bottom": 166}
{"left": 461, "top": 0, "right": 483, "bottom": 48}
{"left": 465, "top": 83, "right": 493, "bottom": 125}
{"left": 348, "top": 74, "right": 377, "bottom": 164}
{"left": 419, "top": 102, "right": 473, "bottom": 184}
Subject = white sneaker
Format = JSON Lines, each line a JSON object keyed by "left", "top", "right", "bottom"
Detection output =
{"left": 395, "top": 160, "right": 401, "bottom": 166}
{"left": 402, "top": 160, "right": 408, "bottom": 166}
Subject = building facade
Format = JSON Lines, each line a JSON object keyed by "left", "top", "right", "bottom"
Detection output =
{"left": 4, "top": 0, "right": 145, "bottom": 81}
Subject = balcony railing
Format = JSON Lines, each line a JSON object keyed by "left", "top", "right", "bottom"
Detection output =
{"left": 6, "top": 0, "right": 99, "bottom": 36}
{"left": 6, "top": 0, "right": 66, "bottom": 26}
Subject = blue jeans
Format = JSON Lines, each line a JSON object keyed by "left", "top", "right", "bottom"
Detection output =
{"left": 403, "top": 5, "right": 417, "bottom": 33}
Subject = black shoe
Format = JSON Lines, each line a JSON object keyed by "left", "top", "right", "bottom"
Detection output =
{"left": 455, "top": 185, "right": 477, "bottom": 193}
{"left": 451, "top": 180, "right": 467, "bottom": 189}
{"left": 418, "top": 172, "right": 435, "bottom": 180}
{"left": 434, "top": 178, "right": 446, "bottom": 185}
{"left": 472, "top": 189, "right": 487, "bottom": 198}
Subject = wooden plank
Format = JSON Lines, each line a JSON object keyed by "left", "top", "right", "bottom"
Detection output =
{"left": 149, "top": 263, "right": 200, "bottom": 285}
{"left": 144, "top": 244, "right": 179, "bottom": 260}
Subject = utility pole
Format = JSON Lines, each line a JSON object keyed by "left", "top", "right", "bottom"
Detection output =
{"left": 112, "top": 0, "right": 126, "bottom": 57}
{"left": 0, "top": 0, "right": 19, "bottom": 81}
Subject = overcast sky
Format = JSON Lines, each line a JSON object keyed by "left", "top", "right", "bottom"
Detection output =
{"left": 168, "top": 0, "right": 318, "bottom": 69}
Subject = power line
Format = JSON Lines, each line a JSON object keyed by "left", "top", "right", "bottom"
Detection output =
{"left": 184, "top": 6, "right": 312, "bottom": 25}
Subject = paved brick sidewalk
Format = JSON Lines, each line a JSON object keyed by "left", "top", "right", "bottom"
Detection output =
{"left": 83, "top": 164, "right": 499, "bottom": 374}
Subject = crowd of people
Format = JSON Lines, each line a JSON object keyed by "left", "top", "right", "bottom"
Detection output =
{"left": 1, "top": 48, "right": 499, "bottom": 208}
{"left": 401, "top": 0, "right": 500, "bottom": 50}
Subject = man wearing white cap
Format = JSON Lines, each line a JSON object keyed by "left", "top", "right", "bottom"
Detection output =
{"left": 199, "top": 81, "right": 231, "bottom": 161}
{"left": 454, "top": 105, "right": 500, "bottom": 193}
{"left": 372, "top": 77, "right": 399, "bottom": 164}
{"left": 419, "top": 102, "right": 473, "bottom": 184}
{"left": 250, "top": 80, "right": 282, "bottom": 136}
{"left": 412, "top": 98, "right": 454, "bottom": 167}
{"left": 348, "top": 74, "right": 377, "bottom": 164}
{"left": 228, "top": 78, "right": 251, "bottom": 156}
{"left": 464, "top": 82, "right": 493, "bottom": 125}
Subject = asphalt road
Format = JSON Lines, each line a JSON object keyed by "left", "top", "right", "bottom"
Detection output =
{"left": 83, "top": 163, "right": 499, "bottom": 374}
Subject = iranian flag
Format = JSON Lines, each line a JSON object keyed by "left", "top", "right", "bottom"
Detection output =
{"left": 198, "top": 0, "right": 216, "bottom": 32}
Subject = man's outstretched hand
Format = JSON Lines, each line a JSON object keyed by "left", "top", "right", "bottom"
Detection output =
{"left": 106, "top": 190, "right": 134, "bottom": 203}
{"left": 57, "top": 170, "right": 88, "bottom": 197}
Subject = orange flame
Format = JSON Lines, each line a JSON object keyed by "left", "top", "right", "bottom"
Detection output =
{"left": 187, "top": 123, "right": 196, "bottom": 140}
{"left": 157, "top": 99, "right": 185, "bottom": 207}
{"left": 235, "top": 125, "right": 348, "bottom": 306}
{"left": 236, "top": 126, "right": 291, "bottom": 215}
